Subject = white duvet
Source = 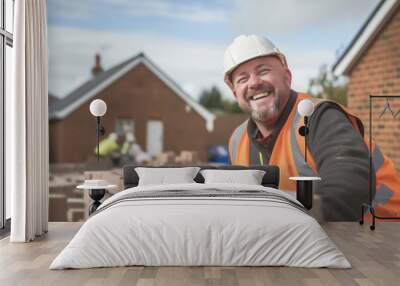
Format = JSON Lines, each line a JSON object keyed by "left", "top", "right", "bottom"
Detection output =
{"left": 50, "top": 183, "right": 351, "bottom": 269}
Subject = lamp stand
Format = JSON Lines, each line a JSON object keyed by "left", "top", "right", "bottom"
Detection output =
{"left": 88, "top": 188, "right": 106, "bottom": 215}
{"left": 359, "top": 95, "right": 400, "bottom": 231}
{"left": 97, "top": 117, "right": 100, "bottom": 162}
{"left": 295, "top": 113, "right": 321, "bottom": 212}
{"left": 96, "top": 116, "right": 106, "bottom": 162}
{"left": 298, "top": 116, "right": 310, "bottom": 163}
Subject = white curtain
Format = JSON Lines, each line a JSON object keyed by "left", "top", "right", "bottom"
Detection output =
{"left": 7, "top": 0, "right": 49, "bottom": 242}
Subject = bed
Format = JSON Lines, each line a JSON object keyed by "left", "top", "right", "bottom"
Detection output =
{"left": 50, "top": 165, "right": 350, "bottom": 269}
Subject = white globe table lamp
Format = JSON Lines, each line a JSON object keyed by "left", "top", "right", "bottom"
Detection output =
{"left": 90, "top": 99, "right": 107, "bottom": 117}
{"left": 297, "top": 99, "right": 315, "bottom": 163}
{"left": 90, "top": 99, "right": 107, "bottom": 162}
{"left": 291, "top": 99, "right": 319, "bottom": 211}
{"left": 78, "top": 99, "right": 114, "bottom": 215}
{"left": 297, "top": 99, "right": 314, "bottom": 117}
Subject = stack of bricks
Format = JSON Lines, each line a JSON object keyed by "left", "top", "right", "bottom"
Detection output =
{"left": 175, "top": 151, "right": 199, "bottom": 165}
{"left": 152, "top": 150, "right": 200, "bottom": 165}
{"left": 152, "top": 151, "right": 177, "bottom": 165}
{"left": 347, "top": 6, "right": 400, "bottom": 170}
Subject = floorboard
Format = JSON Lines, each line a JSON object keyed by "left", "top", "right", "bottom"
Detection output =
{"left": 0, "top": 222, "right": 399, "bottom": 286}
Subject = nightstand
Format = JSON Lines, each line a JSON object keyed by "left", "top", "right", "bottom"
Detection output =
{"left": 77, "top": 180, "right": 117, "bottom": 215}
{"left": 289, "top": 176, "right": 321, "bottom": 210}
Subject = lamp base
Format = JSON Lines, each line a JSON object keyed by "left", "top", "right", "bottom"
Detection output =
{"left": 298, "top": 126, "right": 309, "bottom": 136}
{"left": 296, "top": 180, "right": 313, "bottom": 210}
{"left": 359, "top": 203, "right": 400, "bottom": 231}
{"left": 88, "top": 189, "right": 106, "bottom": 215}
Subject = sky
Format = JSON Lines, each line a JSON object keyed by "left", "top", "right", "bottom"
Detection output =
{"left": 47, "top": 0, "right": 380, "bottom": 100}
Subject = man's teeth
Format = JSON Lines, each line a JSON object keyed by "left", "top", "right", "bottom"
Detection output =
{"left": 250, "top": 92, "right": 271, "bottom": 101}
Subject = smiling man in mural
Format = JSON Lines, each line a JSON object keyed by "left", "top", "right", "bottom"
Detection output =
{"left": 225, "top": 34, "right": 400, "bottom": 221}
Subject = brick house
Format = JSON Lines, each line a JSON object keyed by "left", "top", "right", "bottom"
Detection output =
{"left": 49, "top": 53, "right": 245, "bottom": 163}
{"left": 333, "top": 0, "right": 400, "bottom": 170}
{"left": 48, "top": 93, "right": 59, "bottom": 105}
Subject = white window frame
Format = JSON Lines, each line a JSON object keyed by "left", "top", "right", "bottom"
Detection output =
{"left": 115, "top": 118, "right": 135, "bottom": 137}
{"left": 0, "top": 0, "right": 14, "bottom": 231}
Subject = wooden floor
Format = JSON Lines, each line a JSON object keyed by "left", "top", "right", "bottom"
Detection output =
{"left": 0, "top": 222, "right": 399, "bottom": 286}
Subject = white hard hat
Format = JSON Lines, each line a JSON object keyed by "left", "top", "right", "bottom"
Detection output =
{"left": 109, "top": 132, "right": 118, "bottom": 141}
{"left": 223, "top": 35, "right": 287, "bottom": 89}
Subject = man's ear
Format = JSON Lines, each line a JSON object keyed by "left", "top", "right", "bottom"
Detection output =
{"left": 284, "top": 68, "right": 292, "bottom": 87}
{"left": 228, "top": 80, "right": 237, "bottom": 97}
{"left": 232, "top": 89, "right": 238, "bottom": 99}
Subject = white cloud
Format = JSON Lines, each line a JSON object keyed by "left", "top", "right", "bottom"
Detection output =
{"left": 286, "top": 48, "right": 335, "bottom": 92}
{"left": 48, "top": 25, "right": 341, "bottom": 101}
{"left": 48, "top": 26, "right": 227, "bottom": 99}
{"left": 47, "top": 1, "right": 95, "bottom": 21}
{"left": 48, "top": 0, "right": 228, "bottom": 24}
{"left": 125, "top": 1, "right": 228, "bottom": 23}
{"left": 229, "top": 0, "right": 379, "bottom": 35}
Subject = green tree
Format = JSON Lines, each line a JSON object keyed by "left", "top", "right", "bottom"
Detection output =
{"left": 199, "top": 85, "right": 243, "bottom": 114}
{"left": 199, "top": 86, "right": 224, "bottom": 111}
{"left": 222, "top": 100, "right": 243, "bottom": 114}
{"left": 308, "top": 64, "right": 347, "bottom": 106}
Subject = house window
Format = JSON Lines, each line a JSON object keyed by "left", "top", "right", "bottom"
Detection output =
{"left": 115, "top": 118, "right": 135, "bottom": 137}
{"left": 1, "top": 0, "right": 14, "bottom": 231}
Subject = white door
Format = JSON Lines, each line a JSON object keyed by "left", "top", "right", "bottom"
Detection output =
{"left": 146, "top": 120, "right": 164, "bottom": 156}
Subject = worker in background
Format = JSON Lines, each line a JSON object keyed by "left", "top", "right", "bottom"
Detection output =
{"left": 225, "top": 34, "right": 400, "bottom": 221}
{"left": 121, "top": 132, "right": 151, "bottom": 164}
{"left": 130, "top": 137, "right": 151, "bottom": 165}
{"left": 121, "top": 132, "right": 134, "bottom": 161}
{"left": 95, "top": 132, "right": 120, "bottom": 165}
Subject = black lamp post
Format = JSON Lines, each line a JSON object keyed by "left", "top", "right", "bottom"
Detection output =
{"left": 293, "top": 99, "right": 318, "bottom": 210}
{"left": 86, "top": 99, "right": 108, "bottom": 214}
{"left": 89, "top": 99, "right": 107, "bottom": 162}
{"left": 297, "top": 99, "right": 315, "bottom": 163}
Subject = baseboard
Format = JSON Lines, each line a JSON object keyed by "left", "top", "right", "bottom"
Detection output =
{"left": 0, "top": 218, "right": 11, "bottom": 239}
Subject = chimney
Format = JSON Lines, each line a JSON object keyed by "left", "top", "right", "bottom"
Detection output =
{"left": 91, "top": 53, "right": 104, "bottom": 77}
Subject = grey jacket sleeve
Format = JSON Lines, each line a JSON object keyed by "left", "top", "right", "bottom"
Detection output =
{"left": 308, "top": 102, "right": 374, "bottom": 221}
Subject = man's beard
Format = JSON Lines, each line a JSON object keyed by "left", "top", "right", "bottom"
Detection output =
{"left": 251, "top": 100, "right": 279, "bottom": 122}
{"left": 239, "top": 89, "right": 281, "bottom": 123}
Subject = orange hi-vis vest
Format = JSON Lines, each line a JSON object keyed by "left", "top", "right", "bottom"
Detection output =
{"left": 228, "top": 93, "right": 400, "bottom": 217}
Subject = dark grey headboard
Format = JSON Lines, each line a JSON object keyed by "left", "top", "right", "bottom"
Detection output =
{"left": 123, "top": 165, "right": 280, "bottom": 189}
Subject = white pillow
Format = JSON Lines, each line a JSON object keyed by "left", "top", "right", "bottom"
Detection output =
{"left": 135, "top": 167, "right": 200, "bottom": 186}
{"left": 200, "top": 169, "right": 266, "bottom": 185}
